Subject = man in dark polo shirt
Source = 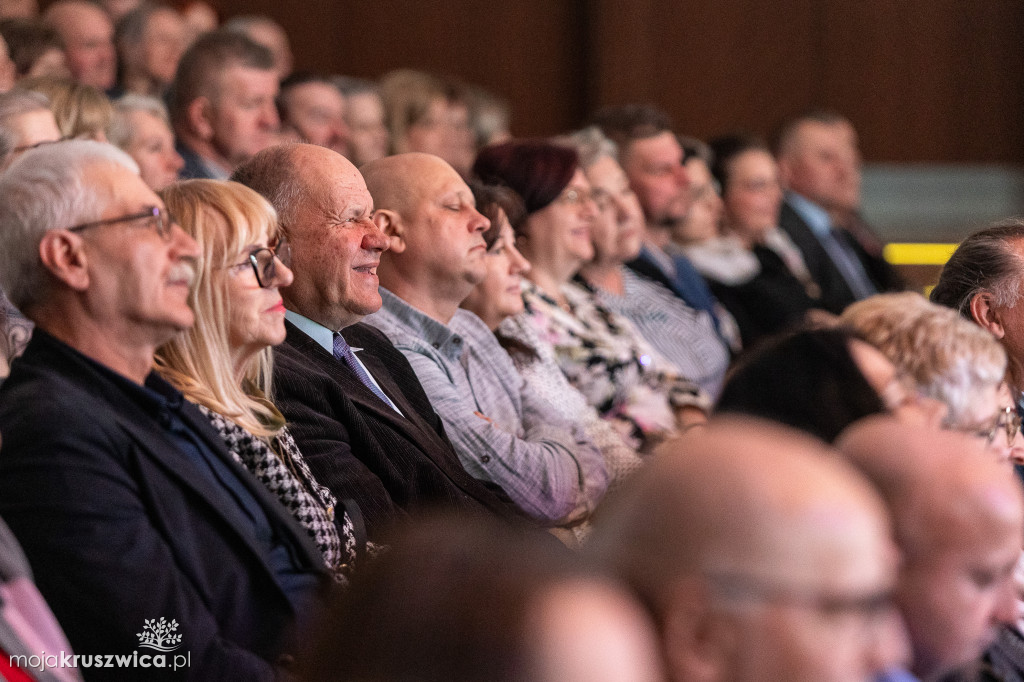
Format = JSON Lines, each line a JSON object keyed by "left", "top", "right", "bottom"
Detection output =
{"left": 0, "top": 140, "right": 328, "bottom": 680}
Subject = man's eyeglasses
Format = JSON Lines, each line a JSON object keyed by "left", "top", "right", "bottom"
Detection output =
{"left": 234, "top": 240, "right": 292, "bottom": 288}
{"left": 975, "top": 405, "right": 1023, "bottom": 446}
{"left": 67, "top": 206, "right": 174, "bottom": 241}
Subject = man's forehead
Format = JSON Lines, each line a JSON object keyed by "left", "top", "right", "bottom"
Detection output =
{"left": 629, "top": 132, "right": 681, "bottom": 165}
{"left": 216, "top": 64, "right": 278, "bottom": 97}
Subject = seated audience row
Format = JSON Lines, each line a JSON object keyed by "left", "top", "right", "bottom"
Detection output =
{"left": 0, "top": 129, "right": 1021, "bottom": 680}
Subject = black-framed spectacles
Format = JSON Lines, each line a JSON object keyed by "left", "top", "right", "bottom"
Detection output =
{"left": 66, "top": 206, "right": 174, "bottom": 241}
{"left": 235, "top": 239, "right": 292, "bottom": 288}
{"left": 976, "top": 405, "right": 1023, "bottom": 445}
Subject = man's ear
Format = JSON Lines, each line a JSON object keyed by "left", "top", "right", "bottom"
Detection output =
{"left": 38, "top": 231, "right": 89, "bottom": 291}
{"left": 186, "top": 96, "right": 215, "bottom": 141}
{"left": 661, "top": 577, "right": 736, "bottom": 682}
{"left": 373, "top": 209, "right": 405, "bottom": 254}
{"left": 970, "top": 291, "right": 1004, "bottom": 338}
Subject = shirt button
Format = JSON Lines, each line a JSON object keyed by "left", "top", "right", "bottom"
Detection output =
{"left": 452, "top": 337, "right": 462, "bottom": 344}
{"left": 480, "top": 454, "right": 491, "bottom": 463}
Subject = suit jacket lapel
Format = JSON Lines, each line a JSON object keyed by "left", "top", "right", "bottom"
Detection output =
{"left": 284, "top": 322, "right": 448, "bottom": 450}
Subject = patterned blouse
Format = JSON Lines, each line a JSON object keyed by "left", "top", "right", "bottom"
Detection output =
{"left": 496, "top": 315, "right": 644, "bottom": 490}
{"left": 197, "top": 405, "right": 359, "bottom": 580}
{"left": 499, "top": 280, "right": 709, "bottom": 451}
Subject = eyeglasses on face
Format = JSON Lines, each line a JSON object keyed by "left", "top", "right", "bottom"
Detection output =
{"left": 554, "top": 187, "right": 597, "bottom": 208}
{"left": 234, "top": 239, "right": 292, "bottom": 288}
{"left": 975, "top": 405, "right": 1023, "bottom": 446}
{"left": 66, "top": 206, "right": 174, "bottom": 241}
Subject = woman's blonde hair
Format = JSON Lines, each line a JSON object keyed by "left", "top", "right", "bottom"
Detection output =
{"left": 156, "top": 179, "right": 285, "bottom": 438}
{"left": 841, "top": 291, "right": 1007, "bottom": 427}
{"left": 19, "top": 76, "right": 113, "bottom": 140}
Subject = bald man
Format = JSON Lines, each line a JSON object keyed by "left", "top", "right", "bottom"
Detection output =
{"left": 361, "top": 152, "right": 608, "bottom": 529}
{"left": 43, "top": 0, "right": 116, "bottom": 90}
{"left": 587, "top": 418, "right": 908, "bottom": 682}
{"left": 838, "top": 418, "right": 1023, "bottom": 682}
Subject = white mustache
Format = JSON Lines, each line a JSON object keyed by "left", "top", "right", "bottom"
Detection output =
{"left": 168, "top": 261, "right": 197, "bottom": 288}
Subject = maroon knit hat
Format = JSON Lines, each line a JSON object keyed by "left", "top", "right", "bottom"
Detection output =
{"left": 472, "top": 140, "right": 579, "bottom": 215}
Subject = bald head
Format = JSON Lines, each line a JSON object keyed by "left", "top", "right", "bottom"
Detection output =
{"left": 361, "top": 152, "right": 445, "bottom": 218}
{"left": 363, "top": 152, "right": 488, "bottom": 322}
{"left": 590, "top": 418, "right": 905, "bottom": 682}
{"left": 837, "top": 417, "right": 1024, "bottom": 679}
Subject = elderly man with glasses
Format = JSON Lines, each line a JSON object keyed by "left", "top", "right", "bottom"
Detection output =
{"left": 0, "top": 140, "right": 330, "bottom": 680}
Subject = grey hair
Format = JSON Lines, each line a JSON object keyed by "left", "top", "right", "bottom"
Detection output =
{"left": 841, "top": 292, "right": 1008, "bottom": 428}
{"left": 931, "top": 218, "right": 1024, "bottom": 317}
{"left": 0, "top": 89, "right": 52, "bottom": 162}
{"left": 107, "top": 93, "right": 170, "bottom": 148}
{"left": 555, "top": 126, "right": 618, "bottom": 171}
{"left": 0, "top": 140, "right": 139, "bottom": 311}
{"left": 230, "top": 142, "right": 311, "bottom": 232}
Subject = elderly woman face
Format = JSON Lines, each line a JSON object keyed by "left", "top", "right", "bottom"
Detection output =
{"left": 520, "top": 168, "right": 597, "bottom": 278}
{"left": 224, "top": 217, "right": 294, "bottom": 373}
{"left": 125, "top": 110, "right": 184, "bottom": 191}
{"left": 584, "top": 155, "right": 644, "bottom": 265}
{"left": 956, "top": 382, "right": 1024, "bottom": 465}
{"left": 722, "top": 149, "right": 783, "bottom": 243}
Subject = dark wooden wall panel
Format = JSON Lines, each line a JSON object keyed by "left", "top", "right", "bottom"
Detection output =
{"left": 157, "top": 1, "right": 1024, "bottom": 162}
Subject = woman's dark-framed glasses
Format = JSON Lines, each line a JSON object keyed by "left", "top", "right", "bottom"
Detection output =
{"left": 67, "top": 206, "right": 174, "bottom": 241}
{"left": 242, "top": 239, "right": 291, "bottom": 288}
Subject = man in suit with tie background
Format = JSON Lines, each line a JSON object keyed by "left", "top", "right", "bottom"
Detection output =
{"left": 775, "top": 111, "right": 903, "bottom": 314}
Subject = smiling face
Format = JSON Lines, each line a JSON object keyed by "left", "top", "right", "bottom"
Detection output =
{"left": 78, "top": 162, "right": 200, "bottom": 345}
{"left": 224, "top": 220, "right": 294, "bottom": 372}
{"left": 519, "top": 168, "right": 596, "bottom": 281}
{"left": 284, "top": 147, "right": 389, "bottom": 329}
{"left": 460, "top": 212, "right": 530, "bottom": 330}
{"left": 723, "top": 149, "right": 783, "bottom": 244}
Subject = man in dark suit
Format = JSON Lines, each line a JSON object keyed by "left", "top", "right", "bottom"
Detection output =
{"left": 232, "top": 143, "right": 527, "bottom": 540}
{"left": 0, "top": 140, "right": 329, "bottom": 680}
{"left": 776, "top": 111, "right": 903, "bottom": 314}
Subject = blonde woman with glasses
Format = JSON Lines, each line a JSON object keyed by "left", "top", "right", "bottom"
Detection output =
{"left": 156, "top": 179, "right": 362, "bottom": 579}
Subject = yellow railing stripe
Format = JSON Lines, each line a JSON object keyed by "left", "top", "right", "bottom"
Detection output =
{"left": 883, "top": 243, "right": 958, "bottom": 266}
